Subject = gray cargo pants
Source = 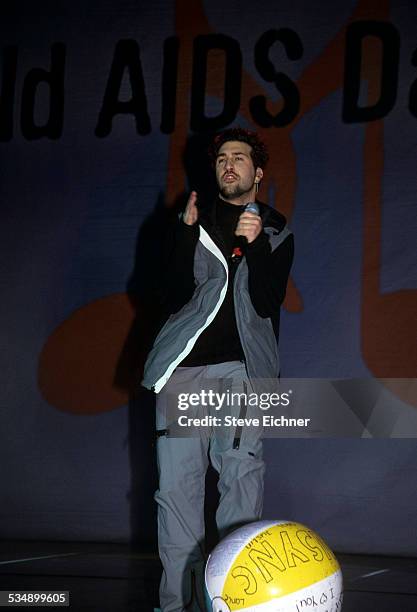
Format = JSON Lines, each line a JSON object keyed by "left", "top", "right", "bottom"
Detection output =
{"left": 154, "top": 361, "right": 265, "bottom": 612}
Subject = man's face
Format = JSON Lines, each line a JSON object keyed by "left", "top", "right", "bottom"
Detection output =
{"left": 215, "top": 140, "right": 262, "bottom": 204}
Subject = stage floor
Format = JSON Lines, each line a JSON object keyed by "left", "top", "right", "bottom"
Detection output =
{"left": 0, "top": 541, "right": 416, "bottom": 611}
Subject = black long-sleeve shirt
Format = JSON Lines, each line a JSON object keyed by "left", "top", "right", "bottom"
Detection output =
{"left": 160, "top": 198, "right": 294, "bottom": 366}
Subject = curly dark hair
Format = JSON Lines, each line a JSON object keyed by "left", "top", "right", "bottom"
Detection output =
{"left": 208, "top": 127, "right": 269, "bottom": 169}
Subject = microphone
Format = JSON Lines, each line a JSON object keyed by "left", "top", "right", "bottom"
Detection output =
{"left": 244, "top": 202, "right": 260, "bottom": 215}
{"left": 231, "top": 202, "right": 260, "bottom": 262}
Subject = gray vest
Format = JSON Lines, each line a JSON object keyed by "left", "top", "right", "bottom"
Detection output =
{"left": 142, "top": 223, "right": 291, "bottom": 393}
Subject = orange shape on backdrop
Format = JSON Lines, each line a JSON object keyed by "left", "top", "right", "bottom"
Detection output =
{"left": 38, "top": 294, "right": 135, "bottom": 414}
{"left": 37, "top": 0, "right": 416, "bottom": 415}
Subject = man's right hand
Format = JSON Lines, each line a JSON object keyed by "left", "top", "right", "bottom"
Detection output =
{"left": 183, "top": 191, "right": 198, "bottom": 225}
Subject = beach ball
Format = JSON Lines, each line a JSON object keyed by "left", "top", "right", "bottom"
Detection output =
{"left": 205, "top": 520, "right": 343, "bottom": 611}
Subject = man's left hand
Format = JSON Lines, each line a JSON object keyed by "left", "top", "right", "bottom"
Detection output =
{"left": 235, "top": 211, "right": 262, "bottom": 244}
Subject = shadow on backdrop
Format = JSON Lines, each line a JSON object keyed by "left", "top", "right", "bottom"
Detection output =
{"left": 115, "top": 131, "right": 222, "bottom": 608}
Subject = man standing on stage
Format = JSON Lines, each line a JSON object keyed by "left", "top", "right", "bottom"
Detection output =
{"left": 142, "top": 128, "right": 294, "bottom": 611}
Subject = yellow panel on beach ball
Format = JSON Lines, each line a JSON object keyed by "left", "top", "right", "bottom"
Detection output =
{"left": 205, "top": 520, "right": 343, "bottom": 611}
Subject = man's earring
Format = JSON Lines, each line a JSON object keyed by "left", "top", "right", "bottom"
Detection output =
{"left": 255, "top": 180, "right": 259, "bottom": 194}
